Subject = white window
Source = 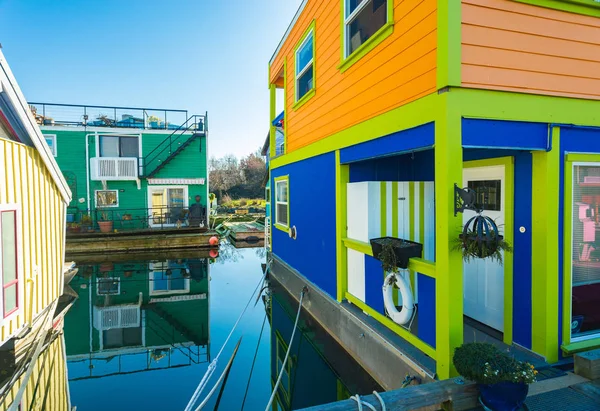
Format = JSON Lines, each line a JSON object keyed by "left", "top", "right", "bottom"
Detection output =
{"left": 99, "top": 135, "right": 139, "bottom": 158}
{"left": 295, "top": 30, "right": 314, "bottom": 101}
{"left": 43, "top": 134, "right": 57, "bottom": 157}
{"left": 95, "top": 190, "right": 119, "bottom": 208}
{"left": 0, "top": 205, "right": 20, "bottom": 320}
{"left": 275, "top": 178, "right": 289, "bottom": 228}
{"left": 149, "top": 261, "right": 190, "bottom": 296}
{"left": 344, "top": 0, "right": 388, "bottom": 57}
{"left": 97, "top": 278, "right": 120, "bottom": 295}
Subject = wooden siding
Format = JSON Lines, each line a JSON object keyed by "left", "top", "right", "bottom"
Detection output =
{"left": 270, "top": 0, "right": 437, "bottom": 153}
{"left": 462, "top": 0, "right": 600, "bottom": 100}
{"left": 0, "top": 138, "right": 66, "bottom": 342}
{"left": 0, "top": 336, "right": 70, "bottom": 411}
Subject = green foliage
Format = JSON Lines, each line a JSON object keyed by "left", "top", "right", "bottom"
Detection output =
{"left": 452, "top": 231, "right": 512, "bottom": 264}
{"left": 453, "top": 343, "right": 537, "bottom": 385}
{"left": 379, "top": 241, "right": 399, "bottom": 273}
{"left": 239, "top": 199, "right": 248, "bottom": 206}
{"left": 81, "top": 214, "right": 92, "bottom": 225}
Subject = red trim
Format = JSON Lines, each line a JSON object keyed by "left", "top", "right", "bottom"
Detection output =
{"left": 0, "top": 110, "right": 22, "bottom": 143}
{"left": 1, "top": 210, "right": 19, "bottom": 318}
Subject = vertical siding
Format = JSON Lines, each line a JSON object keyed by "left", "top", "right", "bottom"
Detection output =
{"left": 462, "top": 0, "right": 600, "bottom": 100}
{"left": 0, "top": 139, "right": 67, "bottom": 342}
{"left": 270, "top": 0, "right": 437, "bottom": 153}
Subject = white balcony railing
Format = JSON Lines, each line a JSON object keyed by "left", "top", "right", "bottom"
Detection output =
{"left": 93, "top": 293, "right": 143, "bottom": 331}
{"left": 91, "top": 157, "right": 139, "bottom": 181}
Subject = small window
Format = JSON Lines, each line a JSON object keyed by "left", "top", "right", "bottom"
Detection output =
{"left": 275, "top": 178, "right": 289, "bottom": 228}
{"left": 295, "top": 29, "right": 314, "bottom": 102}
{"left": 344, "top": 0, "right": 388, "bottom": 57}
{"left": 467, "top": 180, "right": 501, "bottom": 212}
{"left": 95, "top": 190, "right": 119, "bottom": 208}
{"left": 99, "top": 135, "right": 139, "bottom": 158}
{"left": 149, "top": 262, "right": 190, "bottom": 295}
{"left": 43, "top": 134, "right": 57, "bottom": 157}
{"left": 97, "top": 278, "right": 120, "bottom": 295}
{"left": 1, "top": 208, "right": 19, "bottom": 318}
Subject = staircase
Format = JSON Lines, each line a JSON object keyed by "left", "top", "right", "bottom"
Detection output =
{"left": 141, "top": 114, "right": 207, "bottom": 178}
{"left": 144, "top": 303, "right": 208, "bottom": 346}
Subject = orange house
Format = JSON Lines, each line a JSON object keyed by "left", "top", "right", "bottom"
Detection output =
{"left": 266, "top": 0, "right": 600, "bottom": 388}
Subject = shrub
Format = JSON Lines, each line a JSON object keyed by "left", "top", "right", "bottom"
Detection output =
{"left": 239, "top": 199, "right": 247, "bottom": 206}
{"left": 221, "top": 194, "right": 232, "bottom": 205}
{"left": 453, "top": 343, "right": 537, "bottom": 385}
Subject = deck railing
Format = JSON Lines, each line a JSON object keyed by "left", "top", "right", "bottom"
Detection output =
{"left": 90, "top": 157, "right": 139, "bottom": 180}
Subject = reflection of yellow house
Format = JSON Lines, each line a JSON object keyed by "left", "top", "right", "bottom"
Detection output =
{"left": 0, "top": 335, "right": 71, "bottom": 411}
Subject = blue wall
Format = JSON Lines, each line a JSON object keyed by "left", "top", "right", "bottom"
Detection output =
{"left": 349, "top": 150, "right": 434, "bottom": 183}
{"left": 462, "top": 119, "right": 548, "bottom": 150}
{"left": 271, "top": 152, "right": 338, "bottom": 298}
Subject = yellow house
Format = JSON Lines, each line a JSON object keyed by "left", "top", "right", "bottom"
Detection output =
{"left": 0, "top": 50, "right": 72, "bottom": 352}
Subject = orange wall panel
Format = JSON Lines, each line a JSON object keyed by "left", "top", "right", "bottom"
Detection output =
{"left": 270, "top": 0, "right": 437, "bottom": 153}
{"left": 462, "top": 0, "right": 600, "bottom": 100}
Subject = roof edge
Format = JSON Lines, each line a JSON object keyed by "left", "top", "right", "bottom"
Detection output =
{"left": 269, "top": 0, "right": 309, "bottom": 66}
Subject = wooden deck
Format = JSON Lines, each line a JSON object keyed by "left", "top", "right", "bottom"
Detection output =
{"left": 224, "top": 221, "right": 265, "bottom": 241}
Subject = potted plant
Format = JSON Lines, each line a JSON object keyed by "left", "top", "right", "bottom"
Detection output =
{"left": 81, "top": 214, "right": 93, "bottom": 231}
{"left": 453, "top": 214, "right": 512, "bottom": 264}
{"left": 67, "top": 222, "right": 81, "bottom": 233}
{"left": 454, "top": 343, "right": 537, "bottom": 411}
{"left": 98, "top": 211, "right": 113, "bottom": 233}
{"left": 370, "top": 237, "right": 423, "bottom": 270}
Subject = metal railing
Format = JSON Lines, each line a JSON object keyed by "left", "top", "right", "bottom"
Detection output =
{"left": 90, "top": 157, "right": 139, "bottom": 180}
{"left": 28, "top": 102, "right": 190, "bottom": 131}
{"left": 142, "top": 114, "right": 207, "bottom": 176}
{"left": 67, "top": 206, "right": 208, "bottom": 233}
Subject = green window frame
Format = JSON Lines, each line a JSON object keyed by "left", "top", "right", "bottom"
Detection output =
{"left": 293, "top": 21, "right": 316, "bottom": 110}
{"left": 274, "top": 176, "right": 290, "bottom": 232}
{"left": 339, "top": 0, "right": 394, "bottom": 73}
{"left": 512, "top": 0, "right": 600, "bottom": 18}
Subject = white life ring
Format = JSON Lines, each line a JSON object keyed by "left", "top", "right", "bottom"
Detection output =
{"left": 382, "top": 272, "right": 415, "bottom": 325}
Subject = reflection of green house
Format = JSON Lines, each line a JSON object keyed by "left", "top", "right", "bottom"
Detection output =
{"left": 64, "top": 258, "right": 210, "bottom": 379}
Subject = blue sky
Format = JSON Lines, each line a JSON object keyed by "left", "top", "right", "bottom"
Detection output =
{"left": 0, "top": 0, "right": 301, "bottom": 158}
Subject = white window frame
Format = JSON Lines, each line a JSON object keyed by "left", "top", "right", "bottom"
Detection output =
{"left": 275, "top": 178, "right": 289, "bottom": 229}
{"left": 344, "top": 0, "right": 388, "bottom": 58}
{"left": 97, "top": 277, "right": 121, "bottom": 295}
{"left": 147, "top": 185, "right": 189, "bottom": 228}
{"left": 95, "top": 133, "right": 142, "bottom": 159}
{"left": 43, "top": 134, "right": 57, "bottom": 157}
{"left": 0, "top": 204, "right": 23, "bottom": 326}
{"left": 295, "top": 30, "right": 314, "bottom": 102}
{"left": 95, "top": 189, "right": 119, "bottom": 208}
{"left": 148, "top": 262, "right": 190, "bottom": 296}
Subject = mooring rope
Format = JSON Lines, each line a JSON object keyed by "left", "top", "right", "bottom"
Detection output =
{"left": 184, "top": 268, "right": 269, "bottom": 411}
{"left": 350, "top": 391, "right": 387, "bottom": 411}
{"left": 240, "top": 312, "right": 268, "bottom": 411}
{"left": 264, "top": 288, "right": 306, "bottom": 411}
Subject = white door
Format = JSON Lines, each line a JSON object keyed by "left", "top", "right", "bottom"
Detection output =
{"left": 462, "top": 166, "right": 505, "bottom": 331}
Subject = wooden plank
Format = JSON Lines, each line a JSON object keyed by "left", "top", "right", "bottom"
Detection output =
{"left": 299, "top": 379, "right": 479, "bottom": 411}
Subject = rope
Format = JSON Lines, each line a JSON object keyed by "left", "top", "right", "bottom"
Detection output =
{"left": 372, "top": 391, "right": 386, "bottom": 411}
{"left": 240, "top": 312, "right": 268, "bottom": 411}
{"left": 350, "top": 391, "right": 387, "bottom": 411}
{"left": 184, "top": 269, "right": 268, "bottom": 411}
{"left": 264, "top": 288, "right": 306, "bottom": 411}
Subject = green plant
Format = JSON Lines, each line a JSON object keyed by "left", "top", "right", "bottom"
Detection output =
{"left": 452, "top": 231, "right": 512, "bottom": 264}
{"left": 453, "top": 343, "right": 537, "bottom": 385}
{"left": 81, "top": 214, "right": 92, "bottom": 225}
{"left": 239, "top": 199, "right": 248, "bottom": 207}
{"left": 378, "top": 241, "right": 399, "bottom": 273}
{"left": 99, "top": 211, "right": 111, "bottom": 221}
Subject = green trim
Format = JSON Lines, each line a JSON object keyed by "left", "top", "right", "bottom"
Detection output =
{"left": 342, "top": 237, "right": 372, "bottom": 256}
{"left": 566, "top": 153, "right": 600, "bottom": 163}
{"left": 392, "top": 182, "right": 399, "bottom": 238}
{"left": 283, "top": 57, "right": 288, "bottom": 154}
{"left": 437, "top": 0, "right": 461, "bottom": 88}
{"left": 464, "top": 156, "right": 515, "bottom": 345}
{"left": 293, "top": 20, "right": 316, "bottom": 109}
{"left": 512, "top": 0, "right": 600, "bottom": 18}
{"left": 338, "top": 0, "right": 394, "bottom": 73}
{"left": 345, "top": 292, "right": 436, "bottom": 358}
{"left": 269, "top": 84, "right": 276, "bottom": 158}
{"left": 419, "top": 182, "right": 425, "bottom": 256}
{"left": 409, "top": 181, "right": 416, "bottom": 291}
{"left": 562, "top": 338, "right": 600, "bottom": 355}
{"left": 274, "top": 175, "right": 290, "bottom": 233}
{"left": 336, "top": 151, "right": 349, "bottom": 302}
{"left": 380, "top": 182, "right": 387, "bottom": 236}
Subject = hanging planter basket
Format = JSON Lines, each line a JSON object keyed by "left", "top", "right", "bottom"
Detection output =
{"left": 370, "top": 237, "right": 423, "bottom": 270}
{"left": 455, "top": 214, "right": 512, "bottom": 264}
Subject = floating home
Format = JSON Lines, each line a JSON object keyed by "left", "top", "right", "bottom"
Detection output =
{"left": 266, "top": 0, "right": 600, "bottom": 386}
{"left": 29, "top": 102, "right": 209, "bottom": 235}
{"left": 0, "top": 49, "right": 73, "bottom": 387}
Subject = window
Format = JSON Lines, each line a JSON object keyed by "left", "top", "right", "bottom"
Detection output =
{"left": 275, "top": 177, "right": 289, "bottom": 229}
{"left": 275, "top": 331, "right": 293, "bottom": 406}
{"left": 149, "top": 261, "right": 190, "bottom": 295}
{"left": 294, "top": 23, "right": 315, "bottom": 104}
{"left": 43, "top": 134, "right": 57, "bottom": 157}
{"left": 1, "top": 207, "right": 19, "bottom": 319}
{"left": 569, "top": 163, "right": 600, "bottom": 341}
{"left": 95, "top": 190, "right": 119, "bottom": 208}
{"left": 99, "top": 135, "right": 139, "bottom": 158}
{"left": 467, "top": 180, "right": 502, "bottom": 211}
{"left": 97, "top": 278, "right": 120, "bottom": 295}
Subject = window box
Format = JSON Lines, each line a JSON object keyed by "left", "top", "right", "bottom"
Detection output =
{"left": 370, "top": 237, "right": 422, "bottom": 270}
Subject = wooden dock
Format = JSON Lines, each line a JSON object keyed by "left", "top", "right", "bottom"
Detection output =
{"left": 224, "top": 221, "right": 265, "bottom": 242}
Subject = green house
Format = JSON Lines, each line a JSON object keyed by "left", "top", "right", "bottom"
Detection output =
{"left": 30, "top": 102, "right": 209, "bottom": 231}
{"left": 64, "top": 257, "right": 210, "bottom": 379}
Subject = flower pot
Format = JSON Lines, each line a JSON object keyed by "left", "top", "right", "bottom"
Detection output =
{"left": 98, "top": 221, "right": 113, "bottom": 233}
{"left": 459, "top": 234, "right": 504, "bottom": 258}
{"left": 369, "top": 237, "right": 423, "bottom": 269}
{"left": 478, "top": 382, "right": 528, "bottom": 411}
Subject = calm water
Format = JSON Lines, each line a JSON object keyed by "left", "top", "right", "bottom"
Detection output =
{"left": 59, "top": 242, "right": 380, "bottom": 410}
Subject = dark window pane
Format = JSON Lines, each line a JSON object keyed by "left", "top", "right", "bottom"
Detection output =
{"left": 297, "top": 64, "right": 313, "bottom": 100}
{"left": 347, "top": 0, "right": 366, "bottom": 16}
{"left": 120, "top": 137, "right": 139, "bottom": 157}
{"left": 467, "top": 180, "right": 501, "bottom": 211}
{"left": 277, "top": 204, "right": 288, "bottom": 226}
{"left": 100, "top": 136, "right": 119, "bottom": 157}
{"left": 348, "top": 0, "right": 387, "bottom": 55}
{"left": 296, "top": 33, "right": 313, "bottom": 75}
